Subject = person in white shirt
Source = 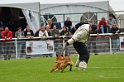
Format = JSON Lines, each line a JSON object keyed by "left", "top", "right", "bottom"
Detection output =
{"left": 65, "top": 22, "right": 93, "bottom": 71}
{"left": 39, "top": 26, "right": 49, "bottom": 37}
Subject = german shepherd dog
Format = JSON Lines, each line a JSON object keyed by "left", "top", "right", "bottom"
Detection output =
{"left": 50, "top": 54, "right": 73, "bottom": 72}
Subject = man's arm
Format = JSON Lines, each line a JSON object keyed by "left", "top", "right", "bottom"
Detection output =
{"left": 2, "top": 31, "right": 5, "bottom": 38}
{"left": 9, "top": 31, "right": 13, "bottom": 39}
{"left": 67, "top": 29, "right": 88, "bottom": 45}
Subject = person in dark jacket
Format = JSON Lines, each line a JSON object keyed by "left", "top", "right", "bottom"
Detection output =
{"left": 34, "top": 29, "right": 41, "bottom": 37}
{"left": 110, "top": 24, "right": 120, "bottom": 54}
{"left": 60, "top": 26, "right": 70, "bottom": 56}
{"left": 87, "top": 22, "right": 98, "bottom": 55}
{"left": 24, "top": 25, "right": 34, "bottom": 58}
{"left": 24, "top": 26, "right": 34, "bottom": 38}
{"left": 64, "top": 17, "right": 72, "bottom": 31}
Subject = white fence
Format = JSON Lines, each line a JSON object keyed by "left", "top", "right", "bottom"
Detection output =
{"left": 0, "top": 33, "right": 124, "bottom": 60}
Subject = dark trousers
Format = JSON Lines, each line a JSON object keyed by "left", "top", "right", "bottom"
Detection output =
{"left": 73, "top": 42, "right": 90, "bottom": 63}
{"left": 87, "top": 38, "right": 97, "bottom": 54}
{"left": 3, "top": 42, "right": 11, "bottom": 60}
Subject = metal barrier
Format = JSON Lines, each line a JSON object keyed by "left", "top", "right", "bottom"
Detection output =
{"left": 0, "top": 33, "right": 124, "bottom": 60}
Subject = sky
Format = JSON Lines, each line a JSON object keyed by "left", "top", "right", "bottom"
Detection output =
{"left": 0, "top": 0, "right": 124, "bottom": 11}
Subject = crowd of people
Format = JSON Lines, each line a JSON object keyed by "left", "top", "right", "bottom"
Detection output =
{"left": 0, "top": 14, "right": 121, "bottom": 60}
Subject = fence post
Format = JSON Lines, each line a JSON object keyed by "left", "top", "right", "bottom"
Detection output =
{"left": 109, "top": 36, "right": 112, "bottom": 54}
{"left": 15, "top": 38, "right": 18, "bottom": 59}
{"left": 62, "top": 36, "right": 65, "bottom": 56}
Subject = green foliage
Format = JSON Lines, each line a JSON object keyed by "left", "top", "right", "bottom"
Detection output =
{"left": 0, "top": 54, "right": 124, "bottom": 82}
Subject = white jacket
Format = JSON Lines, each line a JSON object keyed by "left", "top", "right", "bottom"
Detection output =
{"left": 39, "top": 30, "right": 49, "bottom": 37}
{"left": 67, "top": 24, "right": 90, "bottom": 45}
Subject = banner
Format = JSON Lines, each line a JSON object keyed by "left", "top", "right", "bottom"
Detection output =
{"left": 26, "top": 40, "right": 54, "bottom": 55}
{"left": 120, "top": 36, "right": 124, "bottom": 50}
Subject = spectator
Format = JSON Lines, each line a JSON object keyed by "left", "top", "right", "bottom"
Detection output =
{"left": 46, "top": 25, "right": 51, "bottom": 36}
{"left": 51, "top": 25, "right": 59, "bottom": 37}
{"left": 15, "top": 27, "right": 24, "bottom": 58}
{"left": 60, "top": 26, "right": 70, "bottom": 56}
{"left": 0, "top": 21, "right": 3, "bottom": 27}
{"left": 98, "top": 17, "right": 109, "bottom": 33}
{"left": 0, "top": 26, "right": 4, "bottom": 54}
{"left": 39, "top": 26, "right": 49, "bottom": 37}
{"left": 60, "top": 26, "right": 69, "bottom": 36}
{"left": 110, "top": 24, "right": 120, "bottom": 54}
{"left": 87, "top": 22, "right": 98, "bottom": 55}
{"left": 0, "top": 26, "right": 3, "bottom": 38}
{"left": 47, "top": 19, "right": 54, "bottom": 29}
{"left": 34, "top": 29, "right": 41, "bottom": 37}
{"left": 107, "top": 14, "right": 116, "bottom": 28}
{"left": 64, "top": 17, "right": 72, "bottom": 31}
{"left": 51, "top": 25, "right": 60, "bottom": 55}
{"left": 2, "top": 27, "right": 13, "bottom": 60}
{"left": 24, "top": 25, "right": 34, "bottom": 38}
{"left": 24, "top": 26, "right": 34, "bottom": 59}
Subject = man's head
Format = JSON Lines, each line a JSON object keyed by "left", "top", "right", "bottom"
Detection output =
{"left": 67, "top": 17, "right": 70, "bottom": 21}
{"left": 53, "top": 25, "right": 57, "bottom": 30}
{"left": 109, "top": 14, "right": 113, "bottom": 20}
{"left": 41, "top": 26, "right": 46, "bottom": 32}
{"left": 0, "top": 26, "right": 3, "bottom": 31}
{"left": 5, "top": 27, "right": 9, "bottom": 32}
{"left": 26, "top": 26, "right": 31, "bottom": 31}
{"left": 112, "top": 24, "right": 117, "bottom": 28}
{"left": 18, "top": 27, "right": 22, "bottom": 32}
{"left": 46, "top": 25, "right": 50, "bottom": 30}
{"left": 62, "top": 26, "right": 67, "bottom": 31}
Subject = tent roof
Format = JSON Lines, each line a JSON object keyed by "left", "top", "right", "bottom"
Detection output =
{"left": 0, "top": 0, "right": 124, "bottom": 11}
{"left": 40, "top": 1, "right": 109, "bottom": 11}
{"left": 0, "top": 2, "right": 40, "bottom": 12}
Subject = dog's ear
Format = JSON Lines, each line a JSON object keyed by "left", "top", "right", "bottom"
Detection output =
{"left": 56, "top": 55, "right": 58, "bottom": 57}
{"left": 61, "top": 55, "right": 63, "bottom": 57}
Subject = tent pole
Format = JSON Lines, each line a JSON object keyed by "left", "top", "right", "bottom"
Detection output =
{"left": 39, "top": 2, "right": 41, "bottom": 28}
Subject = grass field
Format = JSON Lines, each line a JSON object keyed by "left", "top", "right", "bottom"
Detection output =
{"left": 0, "top": 54, "right": 124, "bottom": 82}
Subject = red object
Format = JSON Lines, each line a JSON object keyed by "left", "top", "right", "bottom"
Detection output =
{"left": 98, "top": 21, "right": 108, "bottom": 30}
{"left": 2, "top": 30, "right": 13, "bottom": 42}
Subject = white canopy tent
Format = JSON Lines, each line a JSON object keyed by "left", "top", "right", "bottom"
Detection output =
{"left": 0, "top": 0, "right": 122, "bottom": 32}
{"left": 0, "top": 2, "right": 40, "bottom": 33}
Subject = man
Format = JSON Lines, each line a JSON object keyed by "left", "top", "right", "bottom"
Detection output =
{"left": 0, "top": 26, "right": 4, "bottom": 54}
{"left": 2, "top": 27, "right": 13, "bottom": 60}
{"left": 39, "top": 26, "right": 49, "bottom": 37}
{"left": 24, "top": 25, "right": 34, "bottom": 38}
{"left": 46, "top": 25, "right": 51, "bottom": 36}
{"left": 15, "top": 27, "right": 24, "bottom": 58}
{"left": 65, "top": 22, "right": 92, "bottom": 70}
{"left": 64, "top": 17, "right": 72, "bottom": 31}
{"left": 51, "top": 25, "right": 59, "bottom": 38}
{"left": 110, "top": 24, "right": 120, "bottom": 54}
{"left": 87, "top": 22, "right": 98, "bottom": 55}
{"left": 24, "top": 25, "right": 34, "bottom": 58}
{"left": 107, "top": 14, "right": 116, "bottom": 28}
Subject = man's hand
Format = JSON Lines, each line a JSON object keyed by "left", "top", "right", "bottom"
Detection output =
{"left": 65, "top": 42, "right": 69, "bottom": 46}
{"left": 64, "top": 42, "right": 67, "bottom": 47}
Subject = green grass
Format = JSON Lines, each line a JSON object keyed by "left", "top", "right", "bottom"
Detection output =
{"left": 0, "top": 54, "right": 124, "bottom": 82}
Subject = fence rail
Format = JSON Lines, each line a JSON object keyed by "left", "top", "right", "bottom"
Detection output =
{"left": 0, "top": 33, "right": 124, "bottom": 60}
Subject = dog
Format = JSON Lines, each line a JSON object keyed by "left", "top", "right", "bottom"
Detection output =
{"left": 50, "top": 55, "right": 73, "bottom": 72}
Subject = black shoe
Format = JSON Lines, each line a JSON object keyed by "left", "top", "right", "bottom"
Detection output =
{"left": 94, "top": 53, "right": 98, "bottom": 55}
{"left": 8, "top": 58, "right": 10, "bottom": 60}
